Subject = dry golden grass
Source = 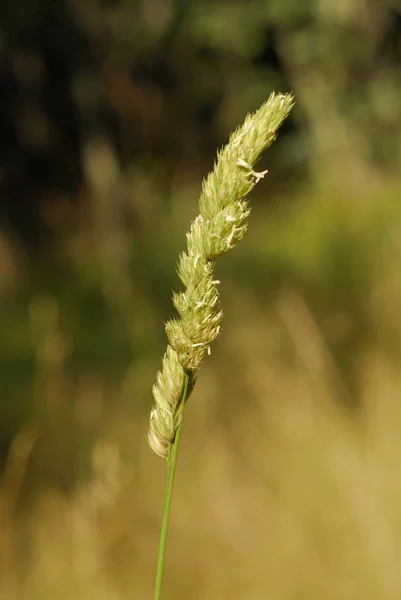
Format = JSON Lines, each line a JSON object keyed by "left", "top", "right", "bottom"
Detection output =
{"left": 2, "top": 281, "right": 401, "bottom": 600}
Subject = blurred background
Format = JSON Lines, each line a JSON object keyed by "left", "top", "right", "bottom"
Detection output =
{"left": 1, "top": 0, "right": 401, "bottom": 598}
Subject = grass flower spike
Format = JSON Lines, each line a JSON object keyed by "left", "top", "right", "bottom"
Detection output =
{"left": 148, "top": 92, "right": 294, "bottom": 460}
{"left": 149, "top": 92, "right": 294, "bottom": 600}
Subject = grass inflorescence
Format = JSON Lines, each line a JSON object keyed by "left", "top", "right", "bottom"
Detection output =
{"left": 148, "top": 92, "right": 294, "bottom": 461}
{"left": 148, "top": 92, "right": 294, "bottom": 600}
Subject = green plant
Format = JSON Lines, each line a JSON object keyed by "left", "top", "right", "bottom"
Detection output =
{"left": 148, "top": 92, "right": 294, "bottom": 600}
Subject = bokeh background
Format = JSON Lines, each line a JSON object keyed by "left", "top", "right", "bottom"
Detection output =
{"left": 1, "top": 0, "right": 401, "bottom": 598}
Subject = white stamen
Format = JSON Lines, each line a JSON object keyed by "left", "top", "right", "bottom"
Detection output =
{"left": 253, "top": 168, "right": 268, "bottom": 182}
{"left": 237, "top": 157, "right": 251, "bottom": 169}
{"left": 227, "top": 228, "right": 238, "bottom": 247}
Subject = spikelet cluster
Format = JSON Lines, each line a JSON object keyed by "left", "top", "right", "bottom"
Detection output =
{"left": 148, "top": 92, "right": 294, "bottom": 459}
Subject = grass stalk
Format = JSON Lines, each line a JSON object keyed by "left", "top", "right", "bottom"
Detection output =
{"left": 154, "top": 373, "right": 190, "bottom": 600}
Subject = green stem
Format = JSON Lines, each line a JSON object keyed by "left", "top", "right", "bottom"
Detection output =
{"left": 154, "top": 373, "right": 190, "bottom": 600}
